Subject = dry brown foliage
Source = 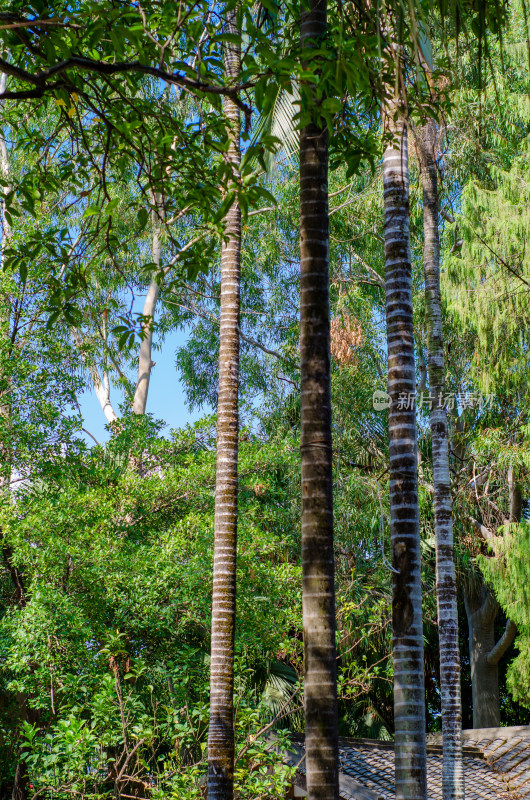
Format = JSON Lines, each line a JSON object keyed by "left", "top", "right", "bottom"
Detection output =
{"left": 330, "top": 314, "right": 363, "bottom": 366}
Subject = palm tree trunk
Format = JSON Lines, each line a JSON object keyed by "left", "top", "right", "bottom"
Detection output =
{"left": 383, "top": 108, "right": 427, "bottom": 800}
{"left": 299, "top": 1, "right": 339, "bottom": 799}
{"left": 207, "top": 10, "right": 241, "bottom": 800}
{"left": 417, "top": 119, "right": 464, "bottom": 800}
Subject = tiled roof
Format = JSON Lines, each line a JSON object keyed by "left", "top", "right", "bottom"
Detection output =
{"left": 446, "top": 726, "right": 530, "bottom": 799}
{"left": 287, "top": 726, "right": 530, "bottom": 799}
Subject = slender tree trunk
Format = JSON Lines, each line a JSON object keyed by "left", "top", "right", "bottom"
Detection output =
{"left": 75, "top": 199, "right": 163, "bottom": 422}
{"left": 508, "top": 465, "right": 522, "bottom": 524}
{"left": 0, "top": 76, "right": 26, "bottom": 800}
{"left": 383, "top": 107, "right": 427, "bottom": 798}
{"left": 0, "top": 69, "right": 12, "bottom": 479}
{"left": 71, "top": 327, "right": 118, "bottom": 423}
{"left": 417, "top": 119, "right": 464, "bottom": 799}
{"left": 299, "top": 2, "right": 339, "bottom": 798}
{"left": 131, "top": 208, "right": 162, "bottom": 416}
{"left": 131, "top": 278, "right": 159, "bottom": 415}
{"left": 207, "top": 11, "right": 241, "bottom": 800}
{"left": 10, "top": 762, "right": 28, "bottom": 800}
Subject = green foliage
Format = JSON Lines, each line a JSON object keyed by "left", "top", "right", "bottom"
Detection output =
{"left": 0, "top": 419, "right": 301, "bottom": 798}
{"left": 0, "top": 0, "right": 527, "bottom": 793}
{"left": 480, "top": 523, "right": 530, "bottom": 707}
{"left": 444, "top": 150, "right": 530, "bottom": 393}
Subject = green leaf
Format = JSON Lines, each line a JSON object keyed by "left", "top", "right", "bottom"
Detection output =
{"left": 137, "top": 207, "right": 148, "bottom": 231}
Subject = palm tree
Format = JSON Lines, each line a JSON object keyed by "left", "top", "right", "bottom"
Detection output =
{"left": 382, "top": 68, "right": 427, "bottom": 800}
{"left": 299, "top": 0, "right": 340, "bottom": 798}
{"left": 416, "top": 118, "right": 464, "bottom": 800}
{"left": 207, "top": 8, "right": 241, "bottom": 800}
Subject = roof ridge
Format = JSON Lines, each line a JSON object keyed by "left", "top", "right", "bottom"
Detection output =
{"left": 338, "top": 735, "right": 484, "bottom": 758}
{"left": 462, "top": 726, "right": 530, "bottom": 742}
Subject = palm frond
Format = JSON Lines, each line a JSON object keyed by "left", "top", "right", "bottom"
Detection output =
{"left": 250, "top": 85, "right": 300, "bottom": 175}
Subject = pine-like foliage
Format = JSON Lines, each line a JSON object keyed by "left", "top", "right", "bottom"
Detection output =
{"left": 480, "top": 522, "right": 530, "bottom": 706}
{"left": 444, "top": 150, "right": 530, "bottom": 392}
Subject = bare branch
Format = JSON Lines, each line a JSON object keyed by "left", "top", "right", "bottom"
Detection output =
{"left": 440, "top": 209, "right": 455, "bottom": 224}
{"left": 237, "top": 326, "right": 297, "bottom": 369}
{"left": 247, "top": 205, "right": 275, "bottom": 217}
{"left": 470, "top": 516, "right": 496, "bottom": 541}
{"left": 0, "top": 55, "right": 253, "bottom": 119}
{"left": 350, "top": 250, "right": 385, "bottom": 289}
{"left": 487, "top": 619, "right": 517, "bottom": 665}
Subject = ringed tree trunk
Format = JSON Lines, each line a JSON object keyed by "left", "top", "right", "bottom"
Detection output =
{"left": 382, "top": 99, "right": 427, "bottom": 798}
{"left": 417, "top": 119, "right": 464, "bottom": 799}
{"left": 207, "top": 10, "right": 241, "bottom": 800}
{"left": 299, "top": 0, "right": 340, "bottom": 798}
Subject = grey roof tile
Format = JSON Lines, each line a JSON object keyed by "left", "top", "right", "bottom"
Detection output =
{"left": 291, "top": 726, "right": 530, "bottom": 799}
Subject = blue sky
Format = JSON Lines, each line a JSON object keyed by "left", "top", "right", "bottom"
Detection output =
{"left": 78, "top": 327, "right": 209, "bottom": 444}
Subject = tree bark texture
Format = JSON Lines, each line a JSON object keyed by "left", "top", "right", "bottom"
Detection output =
{"left": 464, "top": 584, "right": 500, "bottom": 728}
{"left": 383, "top": 110, "right": 427, "bottom": 799}
{"left": 131, "top": 211, "right": 162, "bottom": 416}
{"left": 465, "top": 469, "right": 521, "bottom": 729}
{"left": 508, "top": 465, "right": 522, "bottom": 524}
{"left": 207, "top": 10, "right": 241, "bottom": 800}
{"left": 417, "top": 119, "right": 464, "bottom": 800}
{"left": 299, "top": 0, "right": 339, "bottom": 798}
{"left": 10, "top": 762, "right": 28, "bottom": 800}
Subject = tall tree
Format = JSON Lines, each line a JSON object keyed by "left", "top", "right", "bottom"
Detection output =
{"left": 0, "top": 72, "right": 26, "bottom": 800}
{"left": 207, "top": 8, "right": 242, "bottom": 800}
{"left": 465, "top": 467, "right": 521, "bottom": 728}
{"left": 416, "top": 119, "right": 464, "bottom": 798}
{"left": 382, "top": 46, "right": 427, "bottom": 800}
{"left": 299, "top": 0, "right": 339, "bottom": 798}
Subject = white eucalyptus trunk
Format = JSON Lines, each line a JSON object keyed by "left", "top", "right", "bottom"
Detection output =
{"left": 71, "top": 328, "right": 118, "bottom": 423}
{"left": 131, "top": 215, "right": 162, "bottom": 415}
